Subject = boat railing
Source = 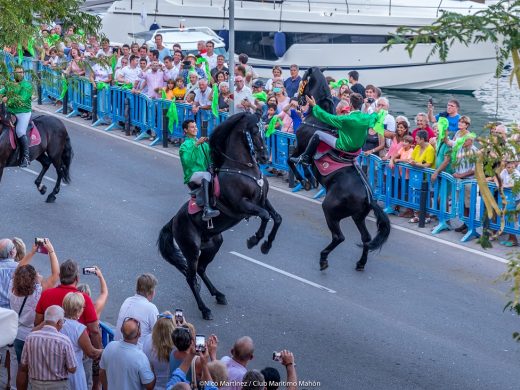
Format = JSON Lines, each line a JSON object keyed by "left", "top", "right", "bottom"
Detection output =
{"left": 178, "top": 0, "right": 483, "bottom": 17}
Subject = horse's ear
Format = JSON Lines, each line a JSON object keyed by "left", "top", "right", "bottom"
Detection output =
{"left": 319, "top": 67, "right": 326, "bottom": 74}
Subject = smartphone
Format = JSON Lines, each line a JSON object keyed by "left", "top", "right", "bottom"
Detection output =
{"left": 175, "top": 309, "right": 183, "bottom": 323}
{"left": 273, "top": 351, "right": 282, "bottom": 362}
{"left": 195, "top": 335, "right": 206, "bottom": 353}
{"left": 35, "top": 238, "right": 48, "bottom": 254}
{"left": 82, "top": 267, "right": 97, "bottom": 275}
{"left": 428, "top": 97, "right": 433, "bottom": 105}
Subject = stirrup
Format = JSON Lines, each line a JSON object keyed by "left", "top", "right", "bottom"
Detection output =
{"left": 202, "top": 208, "right": 220, "bottom": 221}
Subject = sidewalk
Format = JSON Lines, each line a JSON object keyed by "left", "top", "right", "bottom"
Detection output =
{"left": 34, "top": 103, "right": 515, "bottom": 263}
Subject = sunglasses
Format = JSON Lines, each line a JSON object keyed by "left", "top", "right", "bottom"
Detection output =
{"left": 157, "top": 313, "right": 173, "bottom": 320}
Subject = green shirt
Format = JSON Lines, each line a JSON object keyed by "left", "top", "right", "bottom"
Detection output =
{"left": 0, "top": 80, "right": 33, "bottom": 114}
{"left": 312, "top": 105, "right": 376, "bottom": 152}
{"left": 435, "top": 141, "right": 453, "bottom": 174}
{"left": 179, "top": 137, "right": 211, "bottom": 184}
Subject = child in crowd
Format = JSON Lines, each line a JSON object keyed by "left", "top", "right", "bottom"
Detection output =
{"left": 262, "top": 103, "right": 279, "bottom": 126}
{"left": 172, "top": 77, "right": 186, "bottom": 101}
{"left": 155, "top": 79, "right": 176, "bottom": 100}
{"left": 389, "top": 135, "right": 415, "bottom": 218}
{"left": 184, "top": 91, "right": 196, "bottom": 104}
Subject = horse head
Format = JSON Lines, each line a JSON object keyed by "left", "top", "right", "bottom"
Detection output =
{"left": 297, "top": 67, "right": 334, "bottom": 114}
{"left": 210, "top": 112, "right": 268, "bottom": 168}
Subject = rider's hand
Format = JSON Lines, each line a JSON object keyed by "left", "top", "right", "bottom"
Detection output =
{"left": 306, "top": 95, "right": 316, "bottom": 107}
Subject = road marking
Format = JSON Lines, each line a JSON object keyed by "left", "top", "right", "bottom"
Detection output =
{"left": 6, "top": 167, "right": 66, "bottom": 186}
{"left": 230, "top": 251, "right": 337, "bottom": 294}
{"left": 35, "top": 107, "right": 508, "bottom": 264}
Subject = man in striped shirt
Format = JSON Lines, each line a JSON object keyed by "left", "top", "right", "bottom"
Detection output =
{"left": 16, "top": 305, "right": 77, "bottom": 390}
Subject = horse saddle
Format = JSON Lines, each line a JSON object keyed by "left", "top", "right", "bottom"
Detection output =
{"left": 6, "top": 115, "right": 43, "bottom": 150}
{"left": 188, "top": 176, "right": 221, "bottom": 215}
{"left": 313, "top": 143, "right": 361, "bottom": 177}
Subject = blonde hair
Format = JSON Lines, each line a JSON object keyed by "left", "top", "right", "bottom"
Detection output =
{"left": 152, "top": 311, "right": 176, "bottom": 362}
{"left": 76, "top": 283, "right": 92, "bottom": 297}
{"left": 459, "top": 115, "right": 471, "bottom": 126}
{"left": 12, "top": 238, "right": 26, "bottom": 262}
{"left": 208, "top": 360, "right": 228, "bottom": 385}
{"left": 63, "top": 292, "right": 85, "bottom": 319}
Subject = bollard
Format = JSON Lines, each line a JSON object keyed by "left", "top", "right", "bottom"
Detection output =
{"left": 62, "top": 85, "right": 68, "bottom": 115}
{"left": 418, "top": 179, "right": 428, "bottom": 228}
{"left": 37, "top": 79, "right": 42, "bottom": 105}
{"left": 124, "top": 96, "right": 131, "bottom": 136}
{"left": 91, "top": 89, "right": 98, "bottom": 124}
{"left": 288, "top": 144, "right": 296, "bottom": 188}
{"left": 162, "top": 108, "right": 168, "bottom": 148}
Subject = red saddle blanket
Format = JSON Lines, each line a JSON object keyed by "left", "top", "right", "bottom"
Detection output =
{"left": 9, "top": 123, "right": 42, "bottom": 150}
{"left": 314, "top": 143, "right": 360, "bottom": 177}
{"left": 188, "top": 176, "right": 221, "bottom": 215}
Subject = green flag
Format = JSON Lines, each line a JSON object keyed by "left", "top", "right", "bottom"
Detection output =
{"left": 451, "top": 132, "right": 476, "bottom": 163}
{"left": 27, "top": 38, "right": 35, "bottom": 57}
{"left": 167, "top": 99, "right": 178, "bottom": 134}
{"left": 96, "top": 82, "right": 109, "bottom": 91}
{"left": 373, "top": 109, "right": 387, "bottom": 136}
{"left": 59, "top": 76, "right": 68, "bottom": 100}
{"left": 211, "top": 84, "right": 219, "bottom": 118}
{"left": 196, "top": 57, "right": 211, "bottom": 79}
{"left": 436, "top": 117, "right": 449, "bottom": 150}
{"left": 161, "top": 89, "right": 167, "bottom": 100}
{"left": 265, "top": 115, "right": 283, "bottom": 137}
{"left": 328, "top": 78, "right": 349, "bottom": 89}
{"left": 253, "top": 91, "right": 267, "bottom": 103}
{"left": 17, "top": 43, "right": 23, "bottom": 64}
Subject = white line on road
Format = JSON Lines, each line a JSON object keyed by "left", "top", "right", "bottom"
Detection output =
{"left": 230, "top": 251, "right": 337, "bottom": 294}
{"left": 35, "top": 107, "right": 508, "bottom": 264}
{"left": 7, "top": 166, "right": 66, "bottom": 186}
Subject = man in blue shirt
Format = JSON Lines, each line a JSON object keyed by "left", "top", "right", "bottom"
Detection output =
{"left": 428, "top": 99, "right": 461, "bottom": 137}
{"left": 284, "top": 64, "right": 301, "bottom": 98}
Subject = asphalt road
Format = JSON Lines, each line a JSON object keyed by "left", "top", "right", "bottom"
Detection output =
{"left": 1, "top": 115, "right": 519, "bottom": 389}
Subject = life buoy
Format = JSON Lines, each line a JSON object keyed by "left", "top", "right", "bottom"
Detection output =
{"left": 149, "top": 22, "right": 160, "bottom": 31}
{"left": 274, "top": 31, "right": 286, "bottom": 58}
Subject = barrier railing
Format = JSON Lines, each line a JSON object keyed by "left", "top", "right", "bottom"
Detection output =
{"left": 99, "top": 321, "right": 114, "bottom": 348}
{"left": 7, "top": 55, "right": 520, "bottom": 244}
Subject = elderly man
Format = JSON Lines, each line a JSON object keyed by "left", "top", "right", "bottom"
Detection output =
{"left": 220, "top": 336, "right": 255, "bottom": 390}
{"left": 114, "top": 274, "right": 159, "bottom": 346}
{"left": 17, "top": 305, "right": 77, "bottom": 390}
{"left": 100, "top": 317, "right": 155, "bottom": 390}
{"left": 233, "top": 75, "right": 254, "bottom": 114}
{"left": 284, "top": 64, "right": 301, "bottom": 98}
{"left": 192, "top": 79, "right": 212, "bottom": 114}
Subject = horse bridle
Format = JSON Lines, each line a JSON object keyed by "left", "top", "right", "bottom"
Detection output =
{"left": 220, "top": 122, "right": 265, "bottom": 169}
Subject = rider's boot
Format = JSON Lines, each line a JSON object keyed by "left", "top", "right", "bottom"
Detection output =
{"left": 201, "top": 179, "right": 220, "bottom": 221}
{"left": 289, "top": 133, "right": 320, "bottom": 166}
{"left": 18, "top": 135, "right": 30, "bottom": 168}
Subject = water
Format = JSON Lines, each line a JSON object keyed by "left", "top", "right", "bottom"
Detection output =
{"left": 386, "top": 70, "right": 520, "bottom": 135}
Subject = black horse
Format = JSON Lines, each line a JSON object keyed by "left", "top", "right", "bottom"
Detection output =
{"left": 0, "top": 103, "right": 73, "bottom": 202}
{"left": 288, "top": 67, "right": 390, "bottom": 271}
{"left": 158, "top": 112, "right": 282, "bottom": 320}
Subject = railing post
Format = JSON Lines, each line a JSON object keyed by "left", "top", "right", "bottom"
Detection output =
{"left": 91, "top": 87, "right": 98, "bottom": 124}
{"left": 124, "top": 96, "right": 131, "bottom": 136}
{"left": 288, "top": 143, "right": 296, "bottom": 188}
{"left": 162, "top": 103, "right": 168, "bottom": 148}
{"left": 418, "top": 179, "right": 428, "bottom": 228}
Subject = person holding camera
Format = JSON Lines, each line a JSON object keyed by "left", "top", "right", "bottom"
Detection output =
{"left": 427, "top": 98, "right": 461, "bottom": 136}
{"left": 261, "top": 350, "right": 297, "bottom": 390}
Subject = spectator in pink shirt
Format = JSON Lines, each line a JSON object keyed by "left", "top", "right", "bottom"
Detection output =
{"left": 135, "top": 61, "right": 165, "bottom": 98}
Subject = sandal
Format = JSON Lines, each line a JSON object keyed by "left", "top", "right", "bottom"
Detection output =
{"left": 408, "top": 217, "right": 419, "bottom": 223}
{"left": 501, "top": 241, "right": 518, "bottom": 247}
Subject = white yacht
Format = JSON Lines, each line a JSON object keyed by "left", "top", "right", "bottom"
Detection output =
{"left": 100, "top": 0, "right": 498, "bottom": 90}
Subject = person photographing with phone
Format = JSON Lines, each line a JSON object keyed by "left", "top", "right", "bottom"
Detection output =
{"left": 427, "top": 98, "right": 461, "bottom": 137}
{"left": 179, "top": 119, "right": 220, "bottom": 221}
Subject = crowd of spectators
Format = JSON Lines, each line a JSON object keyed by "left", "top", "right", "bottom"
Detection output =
{"left": 0, "top": 237, "right": 300, "bottom": 390}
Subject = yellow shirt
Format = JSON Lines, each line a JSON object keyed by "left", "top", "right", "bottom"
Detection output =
{"left": 173, "top": 87, "right": 186, "bottom": 100}
{"left": 411, "top": 144, "right": 435, "bottom": 168}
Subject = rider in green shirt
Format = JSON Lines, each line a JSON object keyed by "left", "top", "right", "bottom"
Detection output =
{"left": 290, "top": 93, "right": 376, "bottom": 166}
{"left": 179, "top": 119, "right": 220, "bottom": 221}
{"left": 0, "top": 66, "right": 33, "bottom": 167}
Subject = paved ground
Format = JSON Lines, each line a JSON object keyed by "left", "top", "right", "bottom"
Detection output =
{"left": 1, "top": 105, "right": 519, "bottom": 389}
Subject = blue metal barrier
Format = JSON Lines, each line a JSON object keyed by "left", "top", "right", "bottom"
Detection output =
{"left": 99, "top": 321, "right": 114, "bottom": 347}
{"left": 67, "top": 77, "right": 93, "bottom": 117}
{"left": 132, "top": 93, "right": 153, "bottom": 141}
{"left": 106, "top": 87, "right": 127, "bottom": 131}
{"left": 93, "top": 86, "right": 112, "bottom": 126}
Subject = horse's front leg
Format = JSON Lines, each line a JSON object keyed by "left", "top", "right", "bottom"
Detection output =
{"left": 198, "top": 235, "right": 227, "bottom": 305}
{"left": 235, "top": 198, "right": 272, "bottom": 249}
{"left": 260, "top": 198, "right": 282, "bottom": 254}
{"left": 0, "top": 165, "right": 4, "bottom": 184}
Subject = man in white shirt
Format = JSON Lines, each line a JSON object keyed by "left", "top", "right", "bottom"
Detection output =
{"left": 375, "top": 97, "right": 396, "bottom": 148}
{"left": 114, "top": 274, "right": 159, "bottom": 347}
{"left": 117, "top": 55, "right": 141, "bottom": 88}
{"left": 163, "top": 56, "right": 179, "bottom": 82}
{"left": 192, "top": 79, "right": 212, "bottom": 114}
{"left": 233, "top": 75, "right": 254, "bottom": 113}
{"left": 202, "top": 41, "right": 218, "bottom": 70}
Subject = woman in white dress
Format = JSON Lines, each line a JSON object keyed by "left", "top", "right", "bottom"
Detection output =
{"left": 61, "top": 292, "right": 103, "bottom": 390}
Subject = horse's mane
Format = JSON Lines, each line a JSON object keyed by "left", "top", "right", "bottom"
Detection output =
{"left": 304, "top": 67, "right": 334, "bottom": 114}
{"left": 210, "top": 112, "right": 256, "bottom": 168}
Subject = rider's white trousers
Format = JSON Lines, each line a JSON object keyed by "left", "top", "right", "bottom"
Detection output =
{"left": 15, "top": 112, "right": 31, "bottom": 138}
{"left": 189, "top": 172, "right": 211, "bottom": 185}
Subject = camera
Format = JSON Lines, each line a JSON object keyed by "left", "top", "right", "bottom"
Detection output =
{"left": 82, "top": 267, "right": 97, "bottom": 275}
{"left": 35, "top": 238, "right": 48, "bottom": 254}
{"left": 367, "top": 98, "right": 375, "bottom": 104}
{"left": 195, "top": 335, "right": 206, "bottom": 353}
{"left": 273, "top": 351, "right": 282, "bottom": 362}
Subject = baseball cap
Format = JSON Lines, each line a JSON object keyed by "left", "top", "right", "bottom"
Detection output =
{"left": 252, "top": 79, "right": 264, "bottom": 88}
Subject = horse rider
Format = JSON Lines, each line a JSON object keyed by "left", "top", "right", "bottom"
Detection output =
{"left": 290, "top": 93, "right": 375, "bottom": 166}
{"left": 0, "top": 65, "right": 33, "bottom": 168}
{"left": 179, "top": 119, "right": 220, "bottom": 221}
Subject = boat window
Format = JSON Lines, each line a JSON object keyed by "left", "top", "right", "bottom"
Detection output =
{"left": 235, "top": 31, "right": 391, "bottom": 61}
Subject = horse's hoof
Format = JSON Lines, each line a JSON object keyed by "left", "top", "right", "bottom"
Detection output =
{"left": 260, "top": 241, "right": 271, "bottom": 254}
{"left": 247, "top": 236, "right": 259, "bottom": 249}
{"left": 39, "top": 185, "right": 47, "bottom": 195}
{"left": 320, "top": 259, "right": 329, "bottom": 271}
{"left": 303, "top": 181, "right": 312, "bottom": 191}
{"left": 216, "top": 294, "right": 228, "bottom": 305}
{"left": 202, "top": 310, "right": 214, "bottom": 320}
{"left": 355, "top": 262, "right": 365, "bottom": 272}
{"left": 45, "top": 195, "right": 56, "bottom": 203}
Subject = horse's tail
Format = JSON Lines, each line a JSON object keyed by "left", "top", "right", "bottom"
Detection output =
{"left": 367, "top": 199, "right": 391, "bottom": 251}
{"left": 157, "top": 218, "right": 188, "bottom": 276}
{"left": 61, "top": 135, "right": 73, "bottom": 184}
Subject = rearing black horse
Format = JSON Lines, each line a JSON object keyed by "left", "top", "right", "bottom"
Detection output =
{"left": 288, "top": 67, "right": 390, "bottom": 271}
{"left": 158, "top": 112, "right": 282, "bottom": 320}
{"left": 0, "top": 103, "right": 73, "bottom": 203}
